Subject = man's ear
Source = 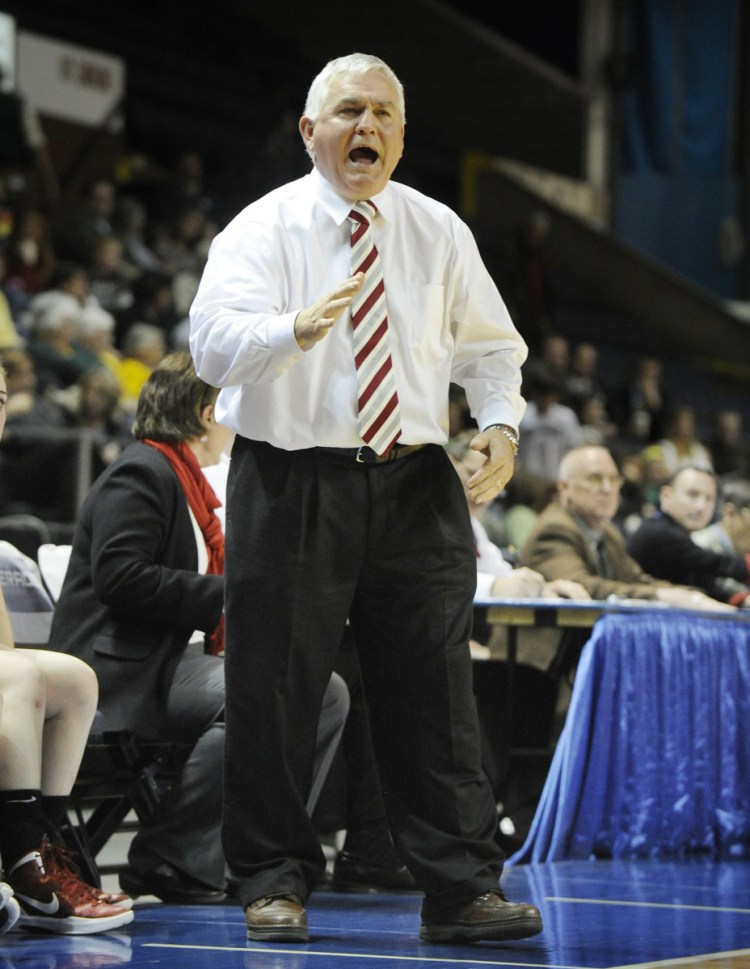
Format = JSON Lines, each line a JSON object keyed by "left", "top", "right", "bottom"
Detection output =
{"left": 299, "top": 116, "right": 314, "bottom": 154}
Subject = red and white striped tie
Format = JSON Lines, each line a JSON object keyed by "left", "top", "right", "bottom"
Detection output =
{"left": 348, "top": 200, "right": 402, "bottom": 456}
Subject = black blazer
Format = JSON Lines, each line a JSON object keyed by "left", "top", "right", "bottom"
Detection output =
{"left": 627, "top": 511, "right": 750, "bottom": 603}
{"left": 48, "top": 441, "right": 224, "bottom": 738}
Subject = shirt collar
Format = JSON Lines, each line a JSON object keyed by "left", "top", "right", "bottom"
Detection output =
{"left": 572, "top": 514, "right": 605, "bottom": 546}
{"left": 309, "top": 166, "right": 393, "bottom": 227}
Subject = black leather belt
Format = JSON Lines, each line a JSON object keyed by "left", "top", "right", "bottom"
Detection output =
{"left": 317, "top": 443, "right": 429, "bottom": 464}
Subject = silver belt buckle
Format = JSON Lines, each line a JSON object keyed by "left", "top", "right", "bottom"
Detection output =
{"left": 355, "top": 446, "right": 367, "bottom": 464}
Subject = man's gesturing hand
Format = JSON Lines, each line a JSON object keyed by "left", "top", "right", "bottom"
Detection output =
{"left": 294, "top": 273, "right": 363, "bottom": 351}
{"left": 465, "top": 427, "right": 516, "bottom": 505}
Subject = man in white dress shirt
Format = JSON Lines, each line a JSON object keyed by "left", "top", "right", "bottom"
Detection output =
{"left": 190, "top": 52, "right": 541, "bottom": 946}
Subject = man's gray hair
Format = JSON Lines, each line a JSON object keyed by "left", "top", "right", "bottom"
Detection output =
{"left": 303, "top": 53, "right": 406, "bottom": 124}
{"left": 720, "top": 478, "right": 750, "bottom": 512}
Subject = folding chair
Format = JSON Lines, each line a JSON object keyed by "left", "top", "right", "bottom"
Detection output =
{"left": 0, "top": 514, "right": 53, "bottom": 563}
{"left": 0, "top": 539, "right": 55, "bottom": 647}
{"left": 65, "top": 731, "right": 188, "bottom": 886}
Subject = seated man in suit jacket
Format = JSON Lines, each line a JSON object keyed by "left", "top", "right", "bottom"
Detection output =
{"left": 48, "top": 353, "right": 349, "bottom": 903}
{"left": 519, "top": 445, "right": 733, "bottom": 612}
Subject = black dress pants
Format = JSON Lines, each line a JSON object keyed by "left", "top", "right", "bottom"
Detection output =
{"left": 222, "top": 438, "right": 503, "bottom": 917}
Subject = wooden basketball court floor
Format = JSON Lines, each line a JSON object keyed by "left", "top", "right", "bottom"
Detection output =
{"left": 3, "top": 858, "right": 750, "bottom": 968}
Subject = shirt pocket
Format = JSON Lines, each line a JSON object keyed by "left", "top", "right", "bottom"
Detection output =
{"left": 407, "top": 283, "right": 447, "bottom": 351}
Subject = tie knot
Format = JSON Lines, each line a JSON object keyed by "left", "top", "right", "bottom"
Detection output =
{"left": 349, "top": 199, "right": 378, "bottom": 226}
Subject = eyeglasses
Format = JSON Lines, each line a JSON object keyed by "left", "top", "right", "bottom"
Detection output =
{"left": 570, "top": 473, "right": 625, "bottom": 491}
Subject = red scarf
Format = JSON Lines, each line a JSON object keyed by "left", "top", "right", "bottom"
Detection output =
{"left": 145, "top": 439, "right": 225, "bottom": 656}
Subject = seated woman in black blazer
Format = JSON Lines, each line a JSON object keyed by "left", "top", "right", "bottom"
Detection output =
{"left": 49, "top": 352, "right": 349, "bottom": 903}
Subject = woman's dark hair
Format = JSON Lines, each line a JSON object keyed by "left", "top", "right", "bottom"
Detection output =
{"left": 132, "top": 351, "right": 217, "bottom": 443}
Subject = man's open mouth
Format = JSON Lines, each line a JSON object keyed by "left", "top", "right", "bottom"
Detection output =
{"left": 349, "top": 147, "right": 378, "bottom": 164}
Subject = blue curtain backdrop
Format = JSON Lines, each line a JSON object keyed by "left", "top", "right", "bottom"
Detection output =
{"left": 622, "top": 0, "right": 736, "bottom": 174}
{"left": 616, "top": 0, "right": 740, "bottom": 296}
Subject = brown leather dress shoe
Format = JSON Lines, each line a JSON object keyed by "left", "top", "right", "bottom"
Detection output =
{"left": 419, "top": 888, "right": 543, "bottom": 943}
{"left": 245, "top": 893, "right": 309, "bottom": 942}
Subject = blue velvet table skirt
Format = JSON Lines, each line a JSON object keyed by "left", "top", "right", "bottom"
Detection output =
{"left": 510, "top": 610, "right": 750, "bottom": 863}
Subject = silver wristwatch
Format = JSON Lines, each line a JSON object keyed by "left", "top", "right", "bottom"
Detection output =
{"left": 484, "top": 423, "right": 519, "bottom": 455}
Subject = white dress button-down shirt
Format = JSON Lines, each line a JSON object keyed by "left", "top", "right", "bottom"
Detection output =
{"left": 189, "top": 167, "right": 527, "bottom": 450}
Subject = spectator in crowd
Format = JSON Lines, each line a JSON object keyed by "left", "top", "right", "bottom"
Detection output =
{"left": 24, "top": 291, "right": 93, "bottom": 391}
{"left": 693, "top": 478, "right": 750, "bottom": 556}
{"left": 167, "top": 206, "right": 217, "bottom": 321}
{"left": 709, "top": 409, "right": 750, "bottom": 479}
{"left": 610, "top": 355, "right": 669, "bottom": 445}
{"left": 501, "top": 470, "right": 556, "bottom": 552}
{"left": 52, "top": 179, "right": 117, "bottom": 267}
{"left": 0, "top": 252, "right": 20, "bottom": 347}
{"left": 73, "top": 302, "right": 124, "bottom": 386}
{"left": 44, "top": 262, "right": 92, "bottom": 311}
{"left": 640, "top": 404, "right": 712, "bottom": 476}
{"left": 0, "top": 346, "right": 78, "bottom": 521}
{"left": 578, "top": 395, "right": 618, "bottom": 448}
{"left": 522, "top": 333, "right": 570, "bottom": 392}
{"left": 47, "top": 352, "right": 349, "bottom": 904}
{"left": 113, "top": 195, "right": 168, "bottom": 276}
{"left": 627, "top": 466, "right": 750, "bottom": 606}
{"left": 612, "top": 451, "right": 649, "bottom": 536}
{"left": 692, "top": 479, "right": 750, "bottom": 609}
{"left": 0, "top": 346, "right": 64, "bottom": 428}
{"left": 118, "top": 322, "right": 166, "bottom": 412}
{"left": 157, "top": 150, "right": 217, "bottom": 226}
{"left": 56, "top": 366, "right": 133, "bottom": 481}
{"left": 86, "top": 236, "right": 136, "bottom": 326}
{"left": 518, "top": 365, "right": 582, "bottom": 485}
{"left": 519, "top": 445, "right": 733, "bottom": 610}
{"left": 117, "top": 271, "right": 179, "bottom": 346}
{"left": 563, "top": 342, "right": 609, "bottom": 420}
{"left": 4, "top": 209, "right": 57, "bottom": 307}
{"left": 637, "top": 446, "right": 671, "bottom": 518}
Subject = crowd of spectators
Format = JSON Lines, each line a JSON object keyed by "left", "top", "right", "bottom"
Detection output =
{"left": 0, "top": 150, "right": 223, "bottom": 525}
{"left": 452, "top": 331, "right": 750, "bottom": 554}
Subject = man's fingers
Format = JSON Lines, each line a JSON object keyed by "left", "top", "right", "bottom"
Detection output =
{"left": 325, "top": 294, "right": 357, "bottom": 320}
{"left": 295, "top": 275, "right": 364, "bottom": 350}
{"left": 466, "top": 462, "right": 511, "bottom": 503}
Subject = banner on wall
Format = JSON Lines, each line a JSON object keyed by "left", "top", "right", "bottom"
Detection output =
{"left": 17, "top": 30, "right": 125, "bottom": 129}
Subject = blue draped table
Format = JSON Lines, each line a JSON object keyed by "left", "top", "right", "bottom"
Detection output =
{"left": 509, "top": 609, "right": 750, "bottom": 863}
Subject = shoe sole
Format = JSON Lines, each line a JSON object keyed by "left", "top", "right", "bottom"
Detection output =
{"left": 0, "top": 896, "right": 21, "bottom": 934}
{"left": 246, "top": 925, "right": 310, "bottom": 943}
{"left": 420, "top": 915, "right": 543, "bottom": 943}
{"left": 18, "top": 908, "right": 134, "bottom": 935}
